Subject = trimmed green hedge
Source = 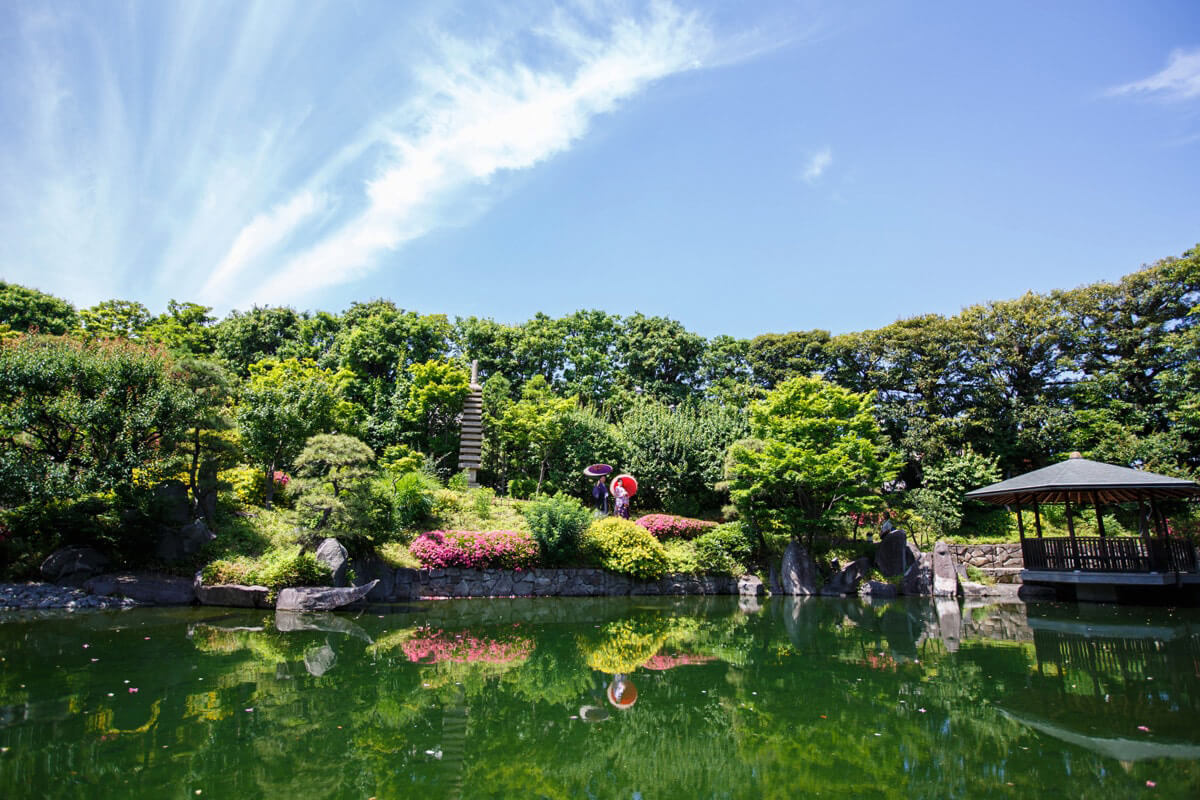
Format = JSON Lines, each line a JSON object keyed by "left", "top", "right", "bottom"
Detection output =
{"left": 581, "top": 517, "right": 668, "bottom": 580}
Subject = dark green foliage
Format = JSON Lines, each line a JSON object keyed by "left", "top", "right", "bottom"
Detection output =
{"left": 618, "top": 400, "right": 748, "bottom": 516}
{"left": 0, "top": 282, "right": 78, "bottom": 335}
{"left": 523, "top": 492, "right": 591, "bottom": 564}
{"left": 581, "top": 517, "right": 668, "bottom": 580}
{"left": 214, "top": 306, "right": 304, "bottom": 374}
{"left": 293, "top": 434, "right": 378, "bottom": 539}
{"left": 0, "top": 336, "right": 193, "bottom": 504}
{"left": 693, "top": 522, "right": 756, "bottom": 574}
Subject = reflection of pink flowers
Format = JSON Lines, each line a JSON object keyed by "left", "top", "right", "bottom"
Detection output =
{"left": 410, "top": 530, "right": 539, "bottom": 570}
{"left": 402, "top": 626, "right": 533, "bottom": 664}
{"left": 635, "top": 514, "right": 717, "bottom": 540}
{"left": 642, "top": 652, "right": 715, "bottom": 671}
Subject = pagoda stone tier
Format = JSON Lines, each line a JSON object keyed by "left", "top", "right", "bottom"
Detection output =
{"left": 457, "top": 362, "right": 483, "bottom": 488}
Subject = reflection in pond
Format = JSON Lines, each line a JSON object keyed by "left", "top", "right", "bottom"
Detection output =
{"left": 1, "top": 598, "right": 1199, "bottom": 798}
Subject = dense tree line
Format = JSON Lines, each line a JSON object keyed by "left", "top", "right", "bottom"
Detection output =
{"left": 0, "top": 245, "right": 1197, "bottom": 565}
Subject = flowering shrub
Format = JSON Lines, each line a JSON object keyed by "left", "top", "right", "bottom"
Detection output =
{"left": 635, "top": 513, "right": 718, "bottom": 540}
{"left": 409, "top": 529, "right": 539, "bottom": 570}
{"left": 642, "top": 652, "right": 715, "bottom": 671}
{"left": 402, "top": 626, "right": 534, "bottom": 664}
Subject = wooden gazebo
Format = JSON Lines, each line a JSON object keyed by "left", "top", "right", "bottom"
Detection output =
{"left": 965, "top": 453, "right": 1200, "bottom": 580}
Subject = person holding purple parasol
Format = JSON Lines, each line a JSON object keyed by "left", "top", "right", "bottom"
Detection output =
{"left": 584, "top": 464, "right": 613, "bottom": 514}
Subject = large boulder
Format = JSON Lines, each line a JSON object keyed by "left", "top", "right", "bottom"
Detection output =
{"left": 193, "top": 572, "right": 270, "bottom": 608}
{"left": 84, "top": 572, "right": 195, "bottom": 605}
{"left": 316, "top": 538, "right": 349, "bottom": 587}
{"left": 156, "top": 519, "right": 215, "bottom": 563}
{"left": 821, "top": 557, "right": 873, "bottom": 596}
{"left": 737, "top": 574, "right": 765, "bottom": 597}
{"left": 780, "top": 541, "right": 819, "bottom": 596}
{"left": 304, "top": 644, "right": 337, "bottom": 677}
{"left": 901, "top": 549, "right": 933, "bottom": 596}
{"left": 932, "top": 541, "right": 959, "bottom": 597}
{"left": 41, "top": 547, "right": 110, "bottom": 586}
{"left": 874, "top": 530, "right": 914, "bottom": 577}
{"left": 860, "top": 580, "right": 898, "bottom": 598}
{"left": 153, "top": 480, "right": 192, "bottom": 526}
{"left": 275, "top": 580, "right": 378, "bottom": 612}
{"left": 275, "top": 611, "right": 373, "bottom": 643}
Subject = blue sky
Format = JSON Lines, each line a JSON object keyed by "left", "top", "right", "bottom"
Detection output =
{"left": 1, "top": 0, "right": 1198, "bottom": 339}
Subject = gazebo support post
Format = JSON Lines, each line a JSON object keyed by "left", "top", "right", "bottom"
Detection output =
{"left": 1137, "top": 498, "right": 1150, "bottom": 539}
{"left": 1091, "top": 491, "right": 1105, "bottom": 538}
{"left": 1065, "top": 497, "right": 1081, "bottom": 570}
{"left": 1015, "top": 506, "right": 1025, "bottom": 541}
{"left": 1032, "top": 500, "right": 1043, "bottom": 538}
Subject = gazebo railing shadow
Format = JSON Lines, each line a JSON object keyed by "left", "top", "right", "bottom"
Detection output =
{"left": 1023, "top": 537, "right": 1198, "bottom": 573}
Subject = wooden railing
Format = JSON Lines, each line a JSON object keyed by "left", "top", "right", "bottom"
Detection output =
{"left": 1022, "top": 537, "right": 1198, "bottom": 573}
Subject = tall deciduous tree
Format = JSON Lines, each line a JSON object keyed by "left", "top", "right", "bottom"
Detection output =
{"left": 725, "top": 376, "right": 899, "bottom": 547}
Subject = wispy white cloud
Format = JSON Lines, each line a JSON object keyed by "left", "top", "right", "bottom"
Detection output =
{"left": 1108, "top": 47, "right": 1200, "bottom": 101}
{"left": 802, "top": 147, "right": 832, "bottom": 183}
{"left": 0, "top": 1, "right": 781, "bottom": 311}
{"left": 245, "top": 2, "right": 715, "bottom": 305}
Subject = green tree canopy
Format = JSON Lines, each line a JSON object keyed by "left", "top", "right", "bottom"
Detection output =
{"left": 726, "top": 376, "right": 899, "bottom": 545}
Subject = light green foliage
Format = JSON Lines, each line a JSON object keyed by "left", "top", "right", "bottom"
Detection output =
{"left": 619, "top": 400, "right": 748, "bottom": 516}
{"left": 581, "top": 517, "right": 668, "bottom": 580}
{"left": 0, "top": 282, "right": 78, "bottom": 335}
{"left": 471, "top": 487, "right": 495, "bottom": 520}
{"left": 203, "top": 545, "right": 330, "bottom": 592}
{"left": 523, "top": 492, "right": 591, "bottom": 564}
{"left": 447, "top": 470, "right": 470, "bottom": 491}
{"left": 507, "top": 477, "right": 537, "bottom": 500}
{"left": 392, "top": 471, "right": 440, "bottom": 531}
{"left": 78, "top": 299, "right": 152, "bottom": 339}
{"left": 395, "top": 359, "right": 469, "bottom": 470}
{"left": 492, "top": 375, "right": 575, "bottom": 493}
{"left": 236, "top": 358, "right": 358, "bottom": 506}
{"left": 663, "top": 539, "right": 703, "bottom": 573}
{"left": 293, "top": 434, "right": 379, "bottom": 538}
{"left": 726, "top": 376, "right": 899, "bottom": 545}
{"left": 380, "top": 443, "right": 424, "bottom": 483}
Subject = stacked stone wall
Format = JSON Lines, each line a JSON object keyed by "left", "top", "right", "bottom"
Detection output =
{"left": 949, "top": 543, "right": 1023, "bottom": 570}
{"left": 351, "top": 562, "right": 738, "bottom": 602}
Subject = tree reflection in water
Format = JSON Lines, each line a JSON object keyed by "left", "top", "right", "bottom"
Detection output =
{"left": 0, "top": 598, "right": 1198, "bottom": 798}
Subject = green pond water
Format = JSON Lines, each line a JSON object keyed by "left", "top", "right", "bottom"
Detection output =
{"left": 2, "top": 597, "right": 1199, "bottom": 799}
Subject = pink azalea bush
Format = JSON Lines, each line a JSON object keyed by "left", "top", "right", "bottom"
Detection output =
{"left": 635, "top": 513, "right": 718, "bottom": 540}
{"left": 402, "top": 626, "right": 533, "bottom": 664}
{"left": 409, "top": 529, "right": 539, "bottom": 570}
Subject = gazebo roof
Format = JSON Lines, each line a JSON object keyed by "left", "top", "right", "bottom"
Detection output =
{"left": 964, "top": 454, "right": 1200, "bottom": 505}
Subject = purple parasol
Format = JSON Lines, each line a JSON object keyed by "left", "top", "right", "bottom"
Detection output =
{"left": 583, "top": 464, "right": 613, "bottom": 477}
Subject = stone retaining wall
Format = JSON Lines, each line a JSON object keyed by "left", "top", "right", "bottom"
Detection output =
{"left": 352, "top": 562, "right": 738, "bottom": 601}
{"left": 949, "top": 543, "right": 1023, "bottom": 570}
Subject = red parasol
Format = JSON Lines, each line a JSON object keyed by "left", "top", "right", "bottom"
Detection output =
{"left": 610, "top": 474, "right": 638, "bottom": 497}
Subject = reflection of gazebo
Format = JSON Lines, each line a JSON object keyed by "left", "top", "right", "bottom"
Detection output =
{"left": 965, "top": 454, "right": 1200, "bottom": 598}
